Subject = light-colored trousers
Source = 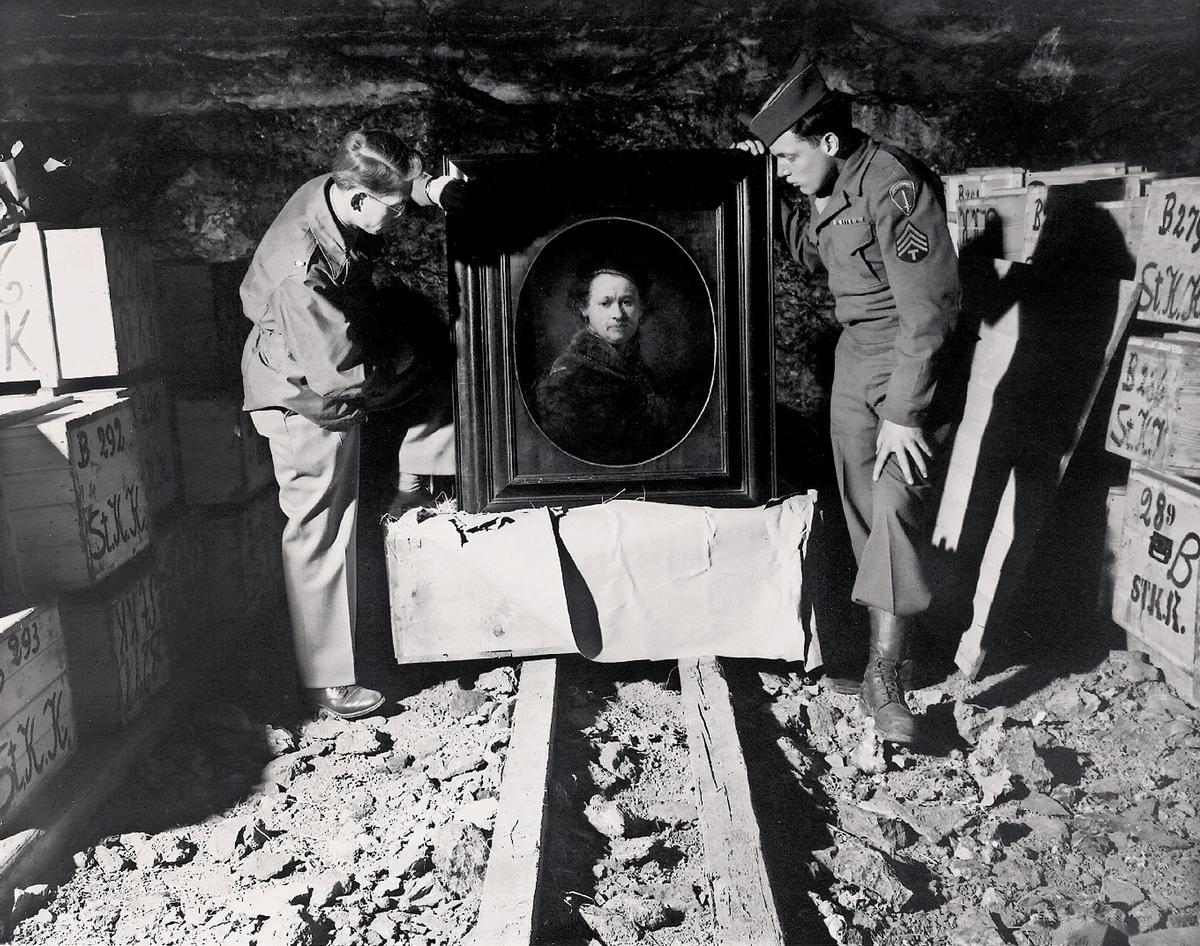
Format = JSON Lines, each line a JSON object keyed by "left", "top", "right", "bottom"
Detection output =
{"left": 251, "top": 408, "right": 360, "bottom": 688}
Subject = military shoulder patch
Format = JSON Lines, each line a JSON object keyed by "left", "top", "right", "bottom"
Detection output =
{"left": 889, "top": 179, "right": 917, "bottom": 216}
{"left": 895, "top": 220, "right": 929, "bottom": 263}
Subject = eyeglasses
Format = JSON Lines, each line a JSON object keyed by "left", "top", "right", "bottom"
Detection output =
{"left": 362, "top": 191, "right": 408, "bottom": 219}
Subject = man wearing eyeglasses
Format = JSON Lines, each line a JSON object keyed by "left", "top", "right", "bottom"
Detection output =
{"left": 240, "top": 128, "right": 463, "bottom": 719}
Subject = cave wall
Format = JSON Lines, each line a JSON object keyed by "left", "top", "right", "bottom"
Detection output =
{"left": 2, "top": 0, "right": 1197, "bottom": 419}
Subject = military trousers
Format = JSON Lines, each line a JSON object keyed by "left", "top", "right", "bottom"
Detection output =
{"left": 830, "top": 333, "right": 946, "bottom": 618}
{"left": 251, "top": 408, "right": 360, "bottom": 689}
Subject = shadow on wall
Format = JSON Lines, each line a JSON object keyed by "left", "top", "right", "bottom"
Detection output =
{"left": 925, "top": 197, "right": 1134, "bottom": 686}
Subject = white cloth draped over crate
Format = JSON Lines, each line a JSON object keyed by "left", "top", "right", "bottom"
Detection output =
{"left": 384, "top": 495, "right": 821, "bottom": 668}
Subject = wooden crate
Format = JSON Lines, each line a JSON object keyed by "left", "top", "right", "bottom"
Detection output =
{"left": 1100, "top": 485, "right": 1127, "bottom": 618}
{"left": 957, "top": 190, "right": 1029, "bottom": 259}
{"left": 0, "top": 225, "right": 57, "bottom": 385}
{"left": 0, "top": 396, "right": 78, "bottom": 608}
{"left": 1133, "top": 177, "right": 1200, "bottom": 328}
{"left": 1020, "top": 178, "right": 1154, "bottom": 277}
{"left": 41, "top": 226, "right": 160, "bottom": 382}
{"left": 1095, "top": 198, "right": 1148, "bottom": 262}
{"left": 0, "top": 604, "right": 69, "bottom": 743}
{"left": 78, "top": 380, "right": 180, "bottom": 516}
{"left": 60, "top": 561, "right": 172, "bottom": 734}
{"left": 0, "top": 478, "right": 20, "bottom": 611}
{"left": 0, "top": 224, "right": 160, "bottom": 387}
{"left": 1113, "top": 467, "right": 1200, "bottom": 705}
{"left": 239, "top": 485, "right": 286, "bottom": 620}
{"left": 0, "top": 398, "right": 150, "bottom": 594}
{"left": 161, "top": 488, "right": 284, "bottom": 643}
{"left": 147, "top": 507, "right": 190, "bottom": 645}
{"left": 174, "top": 394, "right": 273, "bottom": 505}
{"left": 155, "top": 260, "right": 247, "bottom": 384}
{"left": 1106, "top": 335, "right": 1200, "bottom": 475}
{"left": 943, "top": 167, "right": 1025, "bottom": 220}
{"left": 1024, "top": 163, "right": 1147, "bottom": 187}
{"left": 0, "top": 605, "right": 76, "bottom": 825}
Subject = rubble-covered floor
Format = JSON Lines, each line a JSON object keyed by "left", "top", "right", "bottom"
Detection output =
{"left": 5, "top": 618, "right": 1199, "bottom": 946}
{"left": 737, "top": 641, "right": 1200, "bottom": 946}
{"left": 6, "top": 602, "right": 523, "bottom": 946}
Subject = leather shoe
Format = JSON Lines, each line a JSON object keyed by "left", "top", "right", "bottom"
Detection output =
{"left": 303, "top": 684, "right": 385, "bottom": 720}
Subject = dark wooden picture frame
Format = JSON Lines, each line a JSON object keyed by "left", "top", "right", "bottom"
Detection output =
{"left": 446, "top": 151, "right": 776, "bottom": 513}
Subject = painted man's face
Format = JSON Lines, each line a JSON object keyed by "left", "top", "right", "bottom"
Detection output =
{"left": 584, "top": 273, "right": 642, "bottom": 344}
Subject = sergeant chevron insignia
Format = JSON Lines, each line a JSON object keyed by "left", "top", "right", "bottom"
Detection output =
{"left": 895, "top": 220, "right": 929, "bottom": 262}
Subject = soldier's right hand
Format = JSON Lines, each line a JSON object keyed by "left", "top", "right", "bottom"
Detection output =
{"left": 731, "top": 139, "right": 766, "bottom": 156}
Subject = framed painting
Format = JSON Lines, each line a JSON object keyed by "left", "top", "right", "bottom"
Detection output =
{"left": 446, "top": 151, "right": 776, "bottom": 513}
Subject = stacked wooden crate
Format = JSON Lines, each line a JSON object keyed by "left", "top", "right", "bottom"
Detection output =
{"left": 0, "top": 396, "right": 150, "bottom": 597}
{"left": 0, "top": 224, "right": 158, "bottom": 390}
{"left": 1105, "top": 177, "right": 1200, "bottom": 705}
{"left": 0, "top": 393, "right": 142, "bottom": 820}
{"left": 0, "top": 605, "right": 75, "bottom": 825}
{"left": 0, "top": 226, "right": 288, "bottom": 820}
{"left": 947, "top": 162, "right": 1157, "bottom": 280}
{"left": 0, "top": 217, "right": 179, "bottom": 756}
{"left": 153, "top": 260, "right": 284, "bottom": 659}
{"left": 955, "top": 186, "right": 1029, "bottom": 261}
{"left": 942, "top": 166, "right": 1025, "bottom": 249}
{"left": 0, "top": 232, "right": 211, "bottom": 827}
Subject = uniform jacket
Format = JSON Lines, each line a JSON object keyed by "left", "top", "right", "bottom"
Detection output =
{"left": 532, "top": 328, "right": 674, "bottom": 465}
{"left": 241, "top": 175, "right": 414, "bottom": 430}
{"left": 782, "top": 137, "right": 959, "bottom": 427}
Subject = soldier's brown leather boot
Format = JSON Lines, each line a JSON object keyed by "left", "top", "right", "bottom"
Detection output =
{"left": 858, "top": 609, "right": 917, "bottom": 745}
{"left": 822, "top": 655, "right": 914, "bottom": 696}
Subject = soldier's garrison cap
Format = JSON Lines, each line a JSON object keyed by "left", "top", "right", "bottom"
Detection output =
{"left": 741, "top": 53, "right": 833, "bottom": 145}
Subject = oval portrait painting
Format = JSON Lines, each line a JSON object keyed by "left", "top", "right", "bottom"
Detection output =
{"left": 515, "top": 218, "right": 716, "bottom": 466}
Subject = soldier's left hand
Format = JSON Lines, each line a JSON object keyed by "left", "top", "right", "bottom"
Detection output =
{"left": 411, "top": 173, "right": 468, "bottom": 213}
{"left": 873, "top": 420, "right": 931, "bottom": 485}
{"left": 731, "top": 139, "right": 766, "bottom": 155}
{"left": 435, "top": 178, "right": 468, "bottom": 213}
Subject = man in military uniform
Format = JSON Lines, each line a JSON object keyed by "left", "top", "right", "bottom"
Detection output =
{"left": 739, "top": 56, "right": 959, "bottom": 744}
{"left": 241, "top": 128, "right": 462, "bottom": 719}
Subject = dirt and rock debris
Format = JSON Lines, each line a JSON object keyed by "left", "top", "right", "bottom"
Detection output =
{"left": 7, "top": 644, "right": 520, "bottom": 946}
{"left": 538, "top": 663, "right": 711, "bottom": 946}
{"left": 4, "top": 632, "right": 1199, "bottom": 946}
{"left": 737, "top": 645, "right": 1200, "bottom": 946}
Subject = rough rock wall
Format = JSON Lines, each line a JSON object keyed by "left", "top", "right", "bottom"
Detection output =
{"left": 2, "top": 0, "right": 1197, "bottom": 418}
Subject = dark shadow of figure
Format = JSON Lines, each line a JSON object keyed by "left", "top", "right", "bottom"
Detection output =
{"left": 534, "top": 659, "right": 690, "bottom": 945}
{"left": 354, "top": 277, "right": 457, "bottom": 669}
{"left": 721, "top": 658, "right": 949, "bottom": 938}
{"left": 777, "top": 402, "right": 871, "bottom": 683}
{"left": 928, "top": 192, "right": 1135, "bottom": 692}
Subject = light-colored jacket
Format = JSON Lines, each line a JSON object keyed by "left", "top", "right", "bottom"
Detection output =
{"left": 241, "top": 174, "right": 391, "bottom": 430}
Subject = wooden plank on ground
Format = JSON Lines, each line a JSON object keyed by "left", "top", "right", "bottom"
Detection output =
{"left": 466, "top": 657, "right": 558, "bottom": 946}
{"left": 679, "top": 657, "right": 785, "bottom": 946}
